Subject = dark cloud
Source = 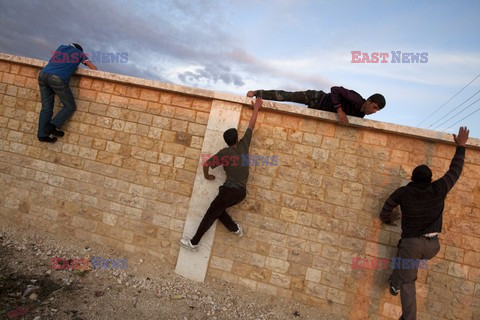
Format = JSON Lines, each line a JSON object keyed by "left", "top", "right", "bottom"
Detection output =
{"left": 178, "top": 64, "right": 245, "bottom": 86}
{"left": 0, "top": 0, "right": 247, "bottom": 86}
{"left": 0, "top": 0, "right": 330, "bottom": 91}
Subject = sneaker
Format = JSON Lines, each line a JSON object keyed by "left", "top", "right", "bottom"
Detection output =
{"left": 46, "top": 123, "right": 65, "bottom": 137}
{"left": 38, "top": 136, "right": 57, "bottom": 143}
{"left": 179, "top": 239, "right": 198, "bottom": 251}
{"left": 389, "top": 279, "right": 399, "bottom": 296}
{"left": 234, "top": 223, "right": 243, "bottom": 237}
{"left": 45, "top": 123, "right": 65, "bottom": 137}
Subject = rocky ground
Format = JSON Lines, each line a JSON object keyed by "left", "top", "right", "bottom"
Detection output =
{"left": 0, "top": 225, "right": 343, "bottom": 320}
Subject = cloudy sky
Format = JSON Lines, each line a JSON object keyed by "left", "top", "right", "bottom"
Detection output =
{"left": 1, "top": 0, "right": 479, "bottom": 137}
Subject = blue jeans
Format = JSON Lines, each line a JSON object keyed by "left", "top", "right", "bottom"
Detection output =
{"left": 37, "top": 73, "right": 76, "bottom": 138}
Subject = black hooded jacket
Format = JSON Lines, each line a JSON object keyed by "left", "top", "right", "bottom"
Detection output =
{"left": 380, "top": 146, "right": 465, "bottom": 238}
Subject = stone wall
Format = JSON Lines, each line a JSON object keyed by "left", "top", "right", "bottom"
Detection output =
{"left": 1, "top": 53, "right": 479, "bottom": 319}
{"left": 0, "top": 54, "right": 214, "bottom": 267}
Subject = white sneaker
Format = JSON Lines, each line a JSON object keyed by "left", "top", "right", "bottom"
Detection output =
{"left": 234, "top": 223, "right": 243, "bottom": 237}
{"left": 179, "top": 239, "right": 198, "bottom": 251}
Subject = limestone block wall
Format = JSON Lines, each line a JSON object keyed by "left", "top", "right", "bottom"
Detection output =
{"left": 1, "top": 53, "right": 479, "bottom": 319}
{"left": 207, "top": 107, "right": 480, "bottom": 319}
{"left": 0, "top": 54, "right": 213, "bottom": 266}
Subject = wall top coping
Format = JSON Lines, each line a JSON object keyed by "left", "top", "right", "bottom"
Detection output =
{"left": 1, "top": 52, "right": 478, "bottom": 149}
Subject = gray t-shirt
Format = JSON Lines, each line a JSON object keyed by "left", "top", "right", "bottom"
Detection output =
{"left": 208, "top": 128, "right": 252, "bottom": 189}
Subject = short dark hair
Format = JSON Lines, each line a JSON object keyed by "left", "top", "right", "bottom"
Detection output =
{"left": 71, "top": 43, "right": 83, "bottom": 52}
{"left": 223, "top": 128, "right": 238, "bottom": 146}
{"left": 367, "top": 93, "right": 386, "bottom": 109}
{"left": 412, "top": 164, "right": 432, "bottom": 183}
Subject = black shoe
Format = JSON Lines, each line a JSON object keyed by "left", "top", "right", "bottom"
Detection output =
{"left": 389, "top": 279, "right": 399, "bottom": 296}
{"left": 46, "top": 124, "right": 65, "bottom": 137}
{"left": 38, "top": 136, "right": 57, "bottom": 143}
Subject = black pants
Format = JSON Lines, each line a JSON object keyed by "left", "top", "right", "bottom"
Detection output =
{"left": 256, "top": 89, "right": 326, "bottom": 110}
{"left": 191, "top": 186, "right": 246, "bottom": 245}
{"left": 390, "top": 237, "right": 440, "bottom": 320}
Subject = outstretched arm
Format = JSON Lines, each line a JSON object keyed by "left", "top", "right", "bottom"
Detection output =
{"left": 85, "top": 61, "right": 97, "bottom": 70}
{"left": 441, "top": 126, "right": 469, "bottom": 191}
{"left": 248, "top": 98, "right": 262, "bottom": 130}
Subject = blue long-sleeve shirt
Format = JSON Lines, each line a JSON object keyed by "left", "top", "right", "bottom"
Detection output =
{"left": 41, "top": 45, "right": 89, "bottom": 82}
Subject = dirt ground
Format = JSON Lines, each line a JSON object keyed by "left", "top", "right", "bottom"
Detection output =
{"left": 0, "top": 225, "right": 344, "bottom": 320}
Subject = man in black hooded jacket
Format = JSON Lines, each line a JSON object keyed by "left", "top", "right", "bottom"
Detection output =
{"left": 380, "top": 126, "right": 469, "bottom": 320}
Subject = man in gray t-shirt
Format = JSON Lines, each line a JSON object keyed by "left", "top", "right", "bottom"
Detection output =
{"left": 180, "top": 98, "right": 263, "bottom": 251}
{"left": 207, "top": 127, "right": 252, "bottom": 189}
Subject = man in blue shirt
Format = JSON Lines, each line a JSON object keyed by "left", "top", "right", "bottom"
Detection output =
{"left": 37, "top": 43, "right": 97, "bottom": 142}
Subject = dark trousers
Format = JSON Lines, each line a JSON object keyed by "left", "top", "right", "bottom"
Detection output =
{"left": 257, "top": 90, "right": 326, "bottom": 110}
{"left": 390, "top": 237, "right": 440, "bottom": 320}
{"left": 37, "top": 73, "right": 76, "bottom": 138}
{"left": 191, "top": 186, "right": 246, "bottom": 245}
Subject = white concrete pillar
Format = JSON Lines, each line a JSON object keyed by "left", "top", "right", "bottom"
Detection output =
{"left": 175, "top": 100, "right": 242, "bottom": 282}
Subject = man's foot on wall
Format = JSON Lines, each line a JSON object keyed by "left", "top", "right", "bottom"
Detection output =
{"left": 179, "top": 239, "right": 198, "bottom": 251}
{"left": 46, "top": 124, "right": 65, "bottom": 137}
{"left": 233, "top": 223, "right": 243, "bottom": 237}
{"left": 389, "top": 279, "right": 399, "bottom": 296}
{"left": 38, "top": 136, "right": 57, "bottom": 143}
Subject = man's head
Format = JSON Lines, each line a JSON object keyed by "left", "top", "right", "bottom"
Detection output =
{"left": 223, "top": 128, "right": 238, "bottom": 146}
{"left": 71, "top": 43, "right": 83, "bottom": 52}
{"left": 361, "top": 93, "right": 386, "bottom": 115}
{"left": 411, "top": 164, "right": 432, "bottom": 183}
